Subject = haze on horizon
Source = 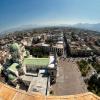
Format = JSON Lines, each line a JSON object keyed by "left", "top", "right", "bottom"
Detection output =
{"left": 0, "top": 0, "right": 100, "bottom": 32}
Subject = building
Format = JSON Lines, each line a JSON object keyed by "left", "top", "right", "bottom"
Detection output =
{"left": 69, "top": 42, "right": 93, "bottom": 57}
{"left": 21, "top": 37, "right": 33, "bottom": 46}
{"left": 22, "top": 55, "right": 57, "bottom": 85}
{"left": 0, "top": 50, "right": 8, "bottom": 64}
{"left": 1, "top": 42, "right": 57, "bottom": 94}
{"left": 19, "top": 54, "right": 57, "bottom": 94}
{"left": 36, "top": 41, "right": 64, "bottom": 56}
{"left": 46, "top": 33, "right": 63, "bottom": 42}
{"left": 23, "top": 57, "right": 50, "bottom": 76}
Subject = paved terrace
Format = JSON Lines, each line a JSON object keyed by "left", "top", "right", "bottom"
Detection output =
{"left": 20, "top": 74, "right": 49, "bottom": 95}
{"left": 53, "top": 58, "right": 87, "bottom": 95}
{"left": 28, "top": 74, "right": 48, "bottom": 95}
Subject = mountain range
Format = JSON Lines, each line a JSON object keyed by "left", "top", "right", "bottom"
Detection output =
{"left": 1, "top": 23, "right": 100, "bottom": 34}
{"left": 71, "top": 23, "right": 100, "bottom": 32}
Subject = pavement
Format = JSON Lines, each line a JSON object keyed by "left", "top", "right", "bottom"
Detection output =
{"left": 20, "top": 74, "right": 49, "bottom": 95}
{"left": 52, "top": 58, "right": 87, "bottom": 96}
{"left": 28, "top": 74, "right": 48, "bottom": 95}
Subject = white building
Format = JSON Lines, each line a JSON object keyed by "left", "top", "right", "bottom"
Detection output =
{"left": 37, "top": 41, "right": 64, "bottom": 56}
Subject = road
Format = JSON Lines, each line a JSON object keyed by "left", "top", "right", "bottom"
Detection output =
{"left": 52, "top": 58, "right": 87, "bottom": 95}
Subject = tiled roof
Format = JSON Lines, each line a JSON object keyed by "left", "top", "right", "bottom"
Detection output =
{"left": 0, "top": 82, "right": 99, "bottom": 100}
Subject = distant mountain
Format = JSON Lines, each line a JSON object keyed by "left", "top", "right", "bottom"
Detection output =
{"left": 0, "top": 24, "right": 40, "bottom": 34}
{"left": 0, "top": 24, "right": 52, "bottom": 34}
{"left": 1, "top": 23, "right": 100, "bottom": 34}
{"left": 71, "top": 23, "right": 100, "bottom": 32}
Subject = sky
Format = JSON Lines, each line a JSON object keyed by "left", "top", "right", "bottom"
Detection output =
{"left": 0, "top": 0, "right": 100, "bottom": 32}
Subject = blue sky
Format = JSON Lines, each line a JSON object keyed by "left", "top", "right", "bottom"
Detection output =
{"left": 0, "top": 0, "right": 100, "bottom": 32}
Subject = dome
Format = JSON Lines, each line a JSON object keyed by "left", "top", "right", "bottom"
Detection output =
{"left": 10, "top": 43, "right": 19, "bottom": 52}
{"left": 8, "top": 74, "right": 16, "bottom": 80}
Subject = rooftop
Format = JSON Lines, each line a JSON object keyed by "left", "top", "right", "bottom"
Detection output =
{"left": 53, "top": 44, "right": 64, "bottom": 49}
{"left": 70, "top": 42, "right": 92, "bottom": 51}
{"left": 23, "top": 57, "right": 49, "bottom": 67}
{"left": 28, "top": 74, "right": 48, "bottom": 95}
{"left": 8, "top": 63, "right": 19, "bottom": 72}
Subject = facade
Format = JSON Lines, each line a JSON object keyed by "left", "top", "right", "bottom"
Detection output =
{"left": 36, "top": 41, "right": 64, "bottom": 56}
{"left": 0, "top": 50, "right": 8, "bottom": 64}
{"left": 69, "top": 42, "right": 93, "bottom": 57}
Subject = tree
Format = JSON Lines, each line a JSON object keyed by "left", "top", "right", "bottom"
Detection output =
{"left": 77, "top": 60, "right": 90, "bottom": 76}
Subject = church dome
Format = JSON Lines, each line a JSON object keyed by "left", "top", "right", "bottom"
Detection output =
{"left": 10, "top": 43, "right": 19, "bottom": 52}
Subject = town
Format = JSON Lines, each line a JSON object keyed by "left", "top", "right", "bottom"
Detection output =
{"left": 0, "top": 27, "right": 100, "bottom": 99}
